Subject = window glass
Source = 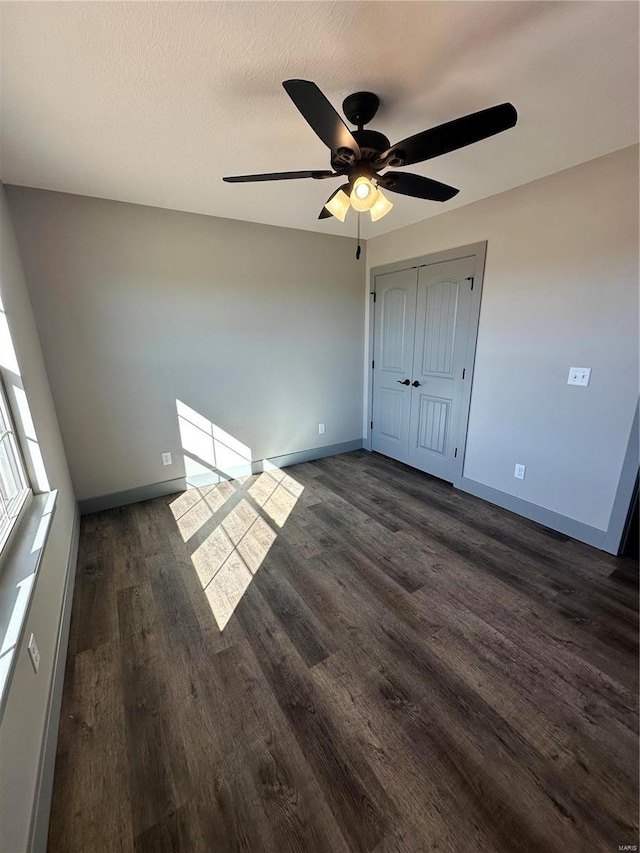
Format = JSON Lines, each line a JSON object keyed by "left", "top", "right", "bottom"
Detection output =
{"left": 0, "top": 382, "right": 30, "bottom": 550}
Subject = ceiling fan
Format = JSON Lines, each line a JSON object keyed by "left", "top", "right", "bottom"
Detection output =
{"left": 223, "top": 80, "right": 517, "bottom": 224}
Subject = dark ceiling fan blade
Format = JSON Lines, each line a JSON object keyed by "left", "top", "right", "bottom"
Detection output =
{"left": 318, "top": 184, "right": 350, "bottom": 219}
{"left": 223, "top": 170, "right": 337, "bottom": 183}
{"left": 283, "top": 80, "right": 361, "bottom": 156}
{"left": 380, "top": 103, "right": 517, "bottom": 168}
{"left": 379, "top": 172, "right": 459, "bottom": 202}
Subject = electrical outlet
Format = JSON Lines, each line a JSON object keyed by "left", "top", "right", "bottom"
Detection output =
{"left": 28, "top": 633, "right": 40, "bottom": 673}
{"left": 514, "top": 463, "right": 526, "bottom": 480}
{"left": 567, "top": 367, "right": 591, "bottom": 387}
{"left": 161, "top": 451, "right": 172, "bottom": 466}
{"left": 318, "top": 423, "right": 326, "bottom": 435}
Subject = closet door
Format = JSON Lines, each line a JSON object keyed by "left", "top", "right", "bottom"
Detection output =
{"left": 407, "top": 256, "right": 476, "bottom": 481}
{"left": 371, "top": 267, "right": 418, "bottom": 464}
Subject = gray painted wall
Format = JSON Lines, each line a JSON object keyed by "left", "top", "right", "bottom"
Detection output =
{"left": 5, "top": 189, "right": 365, "bottom": 502}
{"left": 0, "top": 183, "right": 77, "bottom": 851}
{"left": 366, "top": 145, "right": 639, "bottom": 532}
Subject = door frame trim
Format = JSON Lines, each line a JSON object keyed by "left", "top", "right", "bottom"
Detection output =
{"left": 603, "top": 399, "right": 639, "bottom": 554}
{"left": 366, "top": 241, "right": 487, "bottom": 488}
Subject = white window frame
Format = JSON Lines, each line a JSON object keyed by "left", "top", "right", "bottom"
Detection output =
{"left": 0, "top": 376, "right": 31, "bottom": 557}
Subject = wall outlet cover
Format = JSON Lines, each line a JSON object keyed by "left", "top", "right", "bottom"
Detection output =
{"left": 318, "top": 423, "right": 326, "bottom": 435}
{"left": 161, "top": 451, "right": 172, "bottom": 466}
{"left": 28, "top": 633, "right": 40, "bottom": 673}
{"left": 514, "top": 463, "right": 526, "bottom": 480}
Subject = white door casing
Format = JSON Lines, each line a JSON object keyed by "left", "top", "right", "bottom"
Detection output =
{"left": 370, "top": 244, "right": 485, "bottom": 484}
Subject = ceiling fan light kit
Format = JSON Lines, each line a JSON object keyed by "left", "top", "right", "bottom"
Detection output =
{"left": 323, "top": 180, "right": 394, "bottom": 222}
{"left": 350, "top": 176, "right": 377, "bottom": 212}
{"left": 369, "top": 189, "right": 394, "bottom": 222}
{"left": 223, "top": 79, "right": 518, "bottom": 254}
{"left": 324, "top": 187, "right": 351, "bottom": 222}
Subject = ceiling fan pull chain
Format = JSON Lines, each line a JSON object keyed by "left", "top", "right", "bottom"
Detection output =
{"left": 356, "top": 211, "right": 362, "bottom": 260}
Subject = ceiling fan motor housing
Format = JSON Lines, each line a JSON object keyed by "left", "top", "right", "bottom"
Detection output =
{"left": 331, "top": 129, "right": 391, "bottom": 171}
{"left": 352, "top": 129, "right": 391, "bottom": 160}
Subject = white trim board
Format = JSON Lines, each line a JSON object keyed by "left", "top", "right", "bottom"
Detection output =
{"left": 456, "top": 476, "right": 607, "bottom": 550}
{"left": 28, "top": 504, "right": 81, "bottom": 853}
{"left": 458, "top": 403, "right": 638, "bottom": 555}
{"left": 604, "top": 400, "right": 639, "bottom": 555}
{"left": 79, "top": 440, "right": 364, "bottom": 515}
{"left": 0, "top": 492, "right": 58, "bottom": 721}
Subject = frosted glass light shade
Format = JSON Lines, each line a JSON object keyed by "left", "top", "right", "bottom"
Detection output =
{"left": 350, "top": 177, "right": 378, "bottom": 212}
{"left": 324, "top": 189, "right": 351, "bottom": 222}
{"left": 369, "top": 188, "right": 394, "bottom": 222}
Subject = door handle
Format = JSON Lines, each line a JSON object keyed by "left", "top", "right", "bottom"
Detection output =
{"left": 412, "top": 381, "right": 422, "bottom": 387}
{"left": 397, "top": 379, "right": 410, "bottom": 386}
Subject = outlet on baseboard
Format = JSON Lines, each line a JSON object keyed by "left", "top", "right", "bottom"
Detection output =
{"left": 514, "top": 463, "right": 526, "bottom": 480}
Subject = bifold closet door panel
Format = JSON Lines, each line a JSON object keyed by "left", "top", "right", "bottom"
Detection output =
{"left": 406, "top": 256, "right": 476, "bottom": 481}
{"left": 371, "top": 267, "right": 418, "bottom": 464}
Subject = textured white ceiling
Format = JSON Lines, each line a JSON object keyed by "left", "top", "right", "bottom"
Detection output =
{"left": 0, "top": 1, "right": 637, "bottom": 238}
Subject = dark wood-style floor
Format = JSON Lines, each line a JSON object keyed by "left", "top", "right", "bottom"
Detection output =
{"left": 49, "top": 451, "right": 639, "bottom": 853}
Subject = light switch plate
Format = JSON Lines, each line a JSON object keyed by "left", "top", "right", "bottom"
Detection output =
{"left": 318, "top": 423, "right": 326, "bottom": 435}
{"left": 568, "top": 367, "right": 591, "bottom": 387}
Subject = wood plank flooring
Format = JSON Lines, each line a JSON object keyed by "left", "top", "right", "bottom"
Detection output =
{"left": 48, "top": 450, "right": 639, "bottom": 852}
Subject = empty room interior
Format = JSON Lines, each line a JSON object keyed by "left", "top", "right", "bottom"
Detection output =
{"left": 0, "top": 2, "right": 638, "bottom": 851}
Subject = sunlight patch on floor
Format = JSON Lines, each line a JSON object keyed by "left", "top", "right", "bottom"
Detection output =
{"left": 249, "top": 465, "right": 304, "bottom": 528}
{"left": 170, "top": 404, "right": 302, "bottom": 630}
{"left": 170, "top": 479, "right": 237, "bottom": 542}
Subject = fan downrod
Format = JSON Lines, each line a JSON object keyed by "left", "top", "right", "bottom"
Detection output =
{"left": 342, "top": 91, "right": 380, "bottom": 128}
